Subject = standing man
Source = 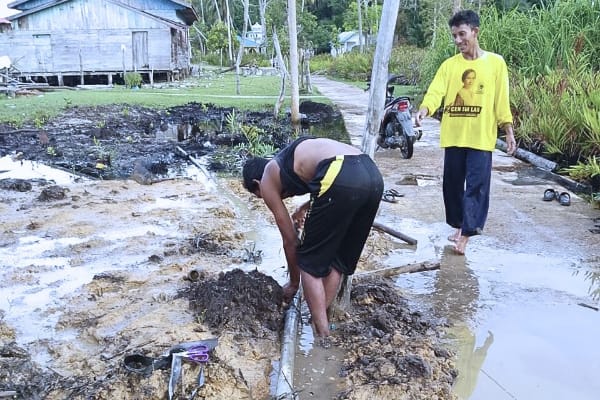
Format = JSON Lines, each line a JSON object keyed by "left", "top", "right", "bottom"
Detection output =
{"left": 242, "top": 136, "right": 383, "bottom": 344}
{"left": 415, "top": 9, "right": 517, "bottom": 255}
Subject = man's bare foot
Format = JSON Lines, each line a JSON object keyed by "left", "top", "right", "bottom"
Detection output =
{"left": 453, "top": 235, "right": 469, "bottom": 255}
{"left": 448, "top": 229, "right": 461, "bottom": 242}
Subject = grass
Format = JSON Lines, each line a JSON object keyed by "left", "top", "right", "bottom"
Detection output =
{"left": 0, "top": 72, "right": 330, "bottom": 126}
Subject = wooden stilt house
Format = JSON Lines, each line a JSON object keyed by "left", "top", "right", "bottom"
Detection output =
{"left": 0, "top": 0, "right": 197, "bottom": 86}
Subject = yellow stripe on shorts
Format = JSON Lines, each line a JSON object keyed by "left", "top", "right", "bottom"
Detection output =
{"left": 318, "top": 155, "right": 344, "bottom": 197}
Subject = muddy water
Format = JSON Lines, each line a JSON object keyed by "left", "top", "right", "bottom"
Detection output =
{"left": 0, "top": 156, "right": 212, "bottom": 353}
{"left": 294, "top": 303, "right": 345, "bottom": 399}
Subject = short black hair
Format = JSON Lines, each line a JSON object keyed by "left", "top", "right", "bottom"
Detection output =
{"left": 449, "top": 10, "right": 480, "bottom": 29}
{"left": 242, "top": 157, "right": 269, "bottom": 193}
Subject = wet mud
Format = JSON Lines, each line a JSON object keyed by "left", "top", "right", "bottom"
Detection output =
{"left": 333, "top": 277, "right": 456, "bottom": 399}
{"left": 0, "top": 101, "right": 457, "bottom": 399}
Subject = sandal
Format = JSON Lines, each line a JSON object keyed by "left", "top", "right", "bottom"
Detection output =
{"left": 558, "top": 192, "right": 571, "bottom": 206}
{"left": 385, "top": 188, "right": 404, "bottom": 198}
{"left": 543, "top": 188, "right": 557, "bottom": 201}
{"left": 382, "top": 188, "right": 404, "bottom": 203}
{"left": 382, "top": 192, "right": 397, "bottom": 203}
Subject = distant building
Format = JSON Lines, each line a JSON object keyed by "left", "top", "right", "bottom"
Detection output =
{"left": 330, "top": 31, "right": 370, "bottom": 57}
{"left": 0, "top": 0, "right": 198, "bottom": 86}
{"left": 237, "top": 22, "right": 266, "bottom": 54}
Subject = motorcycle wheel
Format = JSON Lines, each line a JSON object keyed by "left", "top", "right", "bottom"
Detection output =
{"left": 399, "top": 127, "right": 414, "bottom": 159}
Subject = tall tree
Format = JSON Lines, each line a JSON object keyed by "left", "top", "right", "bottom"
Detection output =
{"left": 258, "top": 0, "right": 269, "bottom": 52}
{"left": 225, "top": 0, "right": 234, "bottom": 64}
{"left": 235, "top": 0, "right": 250, "bottom": 94}
{"left": 272, "top": 28, "right": 289, "bottom": 117}
{"left": 287, "top": 0, "right": 301, "bottom": 125}
{"left": 361, "top": 0, "right": 401, "bottom": 157}
{"left": 357, "top": 0, "right": 364, "bottom": 52}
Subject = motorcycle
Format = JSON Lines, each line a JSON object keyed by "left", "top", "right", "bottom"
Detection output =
{"left": 376, "top": 75, "right": 422, "bottom": 159}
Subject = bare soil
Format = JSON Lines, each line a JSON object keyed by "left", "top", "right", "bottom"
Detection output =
{"left": 0, "top": 100, "right": 456, "bottom": 399}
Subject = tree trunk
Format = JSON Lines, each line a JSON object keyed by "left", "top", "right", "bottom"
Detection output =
{"left": 361, "top": 0, "right": 400, "bottom": 158}
{"left": 453, "top": 0, "right": 461, "bottom": 13}
{"left": 329, "top": 0, "right": 402, "bottom": 319}
{"left": 304, "top": 49, "right": 312, "bottom": 94}
{"left": 225, "top": 0, "right": 234, "bottom": 64}
{"left": 357, "top": 0, "right": 364, "bottom": 53}
{"left": 211, "top": 0, "right": 222, "bottom": 22}
{"left": 287, "top": 0, "right": 301, "bottom": 125}
{"left": 272, "top": 29, "right": 289, "bottom": 118}
{"left": 258, "top": 0, "right": 268, "bottom": 52}
{"left": 235, "top": 0, "right": 250, "bottom": 95}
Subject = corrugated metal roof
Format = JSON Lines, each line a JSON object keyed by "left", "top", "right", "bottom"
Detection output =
{"left": 7, "top": 1, "right": 26, "bottom": 10}
{"left": 7, "top": 0, "right": 197, "bottom": 26}
{"left": 338, "top": 31, "right": 357, "bottom": 43}
{"left": 237, "top": 35, "right": 262, "bottom": 48}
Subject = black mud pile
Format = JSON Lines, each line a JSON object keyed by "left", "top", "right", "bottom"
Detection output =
{"left": 0, "top": 342, "right": 61, "bottom": 399}
{"left": 335, "top": 276, "right": 458, "bottom": 399}
{"left": 187, "top": 269, "right": 284, "bottom": 338}
{"left": 0, "top": 101, "right": 340, "bottom": 182}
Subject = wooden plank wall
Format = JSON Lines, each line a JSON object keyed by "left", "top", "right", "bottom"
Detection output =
{"left": 0, "top": 0, "right": 189, "bottom": 75}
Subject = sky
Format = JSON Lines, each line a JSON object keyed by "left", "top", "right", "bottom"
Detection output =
{"left": 0, "top": 0, "right": 18, "bottom": 19}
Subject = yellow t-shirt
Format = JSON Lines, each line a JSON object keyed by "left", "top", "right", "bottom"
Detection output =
{"left": 420, "top": 52, "right": 513, "bottom": 151}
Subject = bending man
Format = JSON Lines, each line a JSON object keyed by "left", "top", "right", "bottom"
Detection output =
{"left": 242, "top": 136, "right": 383, "bottom": 341}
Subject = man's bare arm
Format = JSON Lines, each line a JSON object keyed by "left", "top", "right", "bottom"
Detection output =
{"left": 260, "top": 163, "right": 301, "bottom": 299}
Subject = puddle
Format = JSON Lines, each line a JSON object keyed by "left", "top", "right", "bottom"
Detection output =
{"left": 300, "top": 118, "right": 350, "bottom": 144}
{"left": 293, "top": 302, "right": 345, "bottom": 399}
{"left": 0, "top": 156, "right": 214, "bottom": 348}
{"left": 384, "top": 220, "right": 600, "bottom": 400}
{"left": 0, "top": 156, "right": 85, "bottom": 185}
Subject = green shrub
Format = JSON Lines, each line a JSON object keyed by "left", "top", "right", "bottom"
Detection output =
{"left": 310, "top": 54, "right": 334, "bottom": 74}
{"left": 124, "top": 72, "right": 143, "bottom": 88}
{"left": 317, "top": 45, "right": 427, "bottom": 84}
{"left": 562, "top": 156, "right": 600, "bottom": 182}
{"left": 242, "top": 52, "right": 271, "bottom": 67}
{"left": 389, "top": 46, "right": 428, "bottom": 85}
{"left": 510, "top": 54, "right": 600, "bottom": 166}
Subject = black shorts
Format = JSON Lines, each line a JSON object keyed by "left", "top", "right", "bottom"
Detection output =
{"left": 297, "top": 154, "right": 383, "bottom": 277}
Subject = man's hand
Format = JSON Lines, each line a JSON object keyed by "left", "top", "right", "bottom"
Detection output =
{"left": 282, "top": 281, "right": 299, "bottom": 303}
{"left": 503, "top": 123, "right": 517, "bottom": 156}
{"left": 415, "top": 107, "right": 428, "bottom": 127}
{"left": 291, "top": 201, "right": 309, "bottom": 231}
{"left": 291, "top": 207, "right": 306, "bottom": 230}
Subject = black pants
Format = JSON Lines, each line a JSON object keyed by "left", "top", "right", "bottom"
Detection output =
{"left": 298, "top": 154, "right": 383, "bottom": 277}
{"left": 443, "top": 147, "right": 492, "bottom": 237}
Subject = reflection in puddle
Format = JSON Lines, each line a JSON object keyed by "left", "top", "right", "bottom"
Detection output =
{"left": 446, "top": 323, "right": 496, "bottom": 400}
{"left": 386, "top": 221, "right": 599, "bottom": 400}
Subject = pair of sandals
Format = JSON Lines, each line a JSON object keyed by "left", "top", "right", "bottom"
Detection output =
{"left": 382, "top": 188, "right": 404, "bottom": 203}
{"left": 543, "top": 188, "right": 571, "bottom": 206}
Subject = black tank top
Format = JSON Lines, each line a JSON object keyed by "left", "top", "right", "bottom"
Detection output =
{"left": 274, "top": 136, "right": 315, "bottom": 196}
